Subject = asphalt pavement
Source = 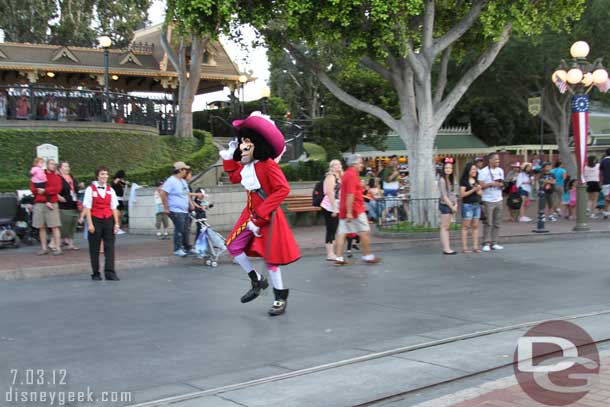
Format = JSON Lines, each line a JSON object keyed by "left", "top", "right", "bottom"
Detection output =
{"left": 1, "top": 237, "right": 610, "bottom": 407}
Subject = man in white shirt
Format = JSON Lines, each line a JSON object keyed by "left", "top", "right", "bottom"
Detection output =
{"left": 83, "top": 166, "right": 121, "bottom": 281}
{"left": 478, "top": 152, "right": 505, "bottom": 252}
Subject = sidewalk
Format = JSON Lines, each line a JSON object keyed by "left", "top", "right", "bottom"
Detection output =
{"left": 1, "top": 214, "right": 608, "bottom": 280}
{"left": 411, "top": 352, "right": 610, "bottom": 407}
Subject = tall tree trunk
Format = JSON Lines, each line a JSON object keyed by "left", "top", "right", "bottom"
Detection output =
{"left": 161, "top": 30, "right": 208, "bottom": 138}
{"left": 177, "top": 91, "right": 195, "bottom": 138}
{"left": 544, "top": 89, "right": 576, "bottom": 176}
{"left": 405, "top": 124, "right": 439, "bottom": 227}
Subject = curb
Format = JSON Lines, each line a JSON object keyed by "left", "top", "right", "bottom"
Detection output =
{"left": 2, "top": 230, "right": 610, "bottom": 281}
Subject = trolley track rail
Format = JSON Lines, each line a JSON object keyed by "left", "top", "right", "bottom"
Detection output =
{"left": 128, "top": 309, "right": 610, "bottom": 407}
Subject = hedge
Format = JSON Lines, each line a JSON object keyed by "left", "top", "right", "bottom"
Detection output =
{"left": 0, "top": 129, "right": 217, "bottom": 191}
{"left": 280, "top": 160, "right": 327, "bottom": 182}
{"left": 0, "top": 129, "right": 201, "bottom": 177}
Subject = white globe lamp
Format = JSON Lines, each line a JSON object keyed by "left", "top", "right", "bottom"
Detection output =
{"left": 570, "top": 41, "right": 589, "bottom": 58}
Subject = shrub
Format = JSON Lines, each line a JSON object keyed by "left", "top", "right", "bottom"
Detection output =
{"left": 280, "top": 160, "right": 327, "bottom": 182}
{"left": 0, "top": 129, "right": 217, "bottom": 191}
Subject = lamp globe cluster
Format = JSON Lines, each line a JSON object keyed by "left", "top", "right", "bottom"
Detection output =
{"left": 552, "top": 41, "right": 608, "bottom": 87}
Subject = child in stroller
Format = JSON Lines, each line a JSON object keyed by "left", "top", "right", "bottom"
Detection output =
{"left": 191, "top": 193, "right": 226, "bottom": 267}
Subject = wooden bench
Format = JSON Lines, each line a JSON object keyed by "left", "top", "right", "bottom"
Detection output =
{"left": 281, "top": 194, "right": 321, "bottom": 226}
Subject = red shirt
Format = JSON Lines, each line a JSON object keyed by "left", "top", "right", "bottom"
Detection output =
{"left": 29, "top": 170, "right": 62, "bottom": 204}
{"left": 339, "top": 167, "right": 364, "bottom": 219}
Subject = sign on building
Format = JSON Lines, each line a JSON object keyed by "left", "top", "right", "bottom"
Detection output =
{"left": 36, "top": 144, "right": 59, "bottom": 164}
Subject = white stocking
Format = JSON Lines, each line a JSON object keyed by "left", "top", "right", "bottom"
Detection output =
{"left": 234, "top": 253, "right": 258, "bottom": 277}
{"left": 267, "top": 265, "right": 284, "bottom": 290}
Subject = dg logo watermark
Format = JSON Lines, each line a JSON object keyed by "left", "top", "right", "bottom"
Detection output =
{"left": 513, "top": 320, "right": 600, "bottom": 406}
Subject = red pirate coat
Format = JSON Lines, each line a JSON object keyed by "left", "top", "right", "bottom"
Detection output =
{"left": 223, "top": 158, "right": 300, "bottom": 265}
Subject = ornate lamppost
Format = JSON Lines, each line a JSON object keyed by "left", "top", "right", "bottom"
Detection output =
{"left": 552, "top": 41, "right": 608, "bottom": 232}
{"left": 238, "top": 74, "right": 247, "bottom": 116}
{"left": 98, "top": 35, "right": 112, "bottom": 122}
{"left": 260, "top": 86, "right": 271, "bottom": 115}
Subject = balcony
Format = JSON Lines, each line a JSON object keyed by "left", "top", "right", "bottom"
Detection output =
{"left": 0, "top": 85, "right": 176, "bottom": 135}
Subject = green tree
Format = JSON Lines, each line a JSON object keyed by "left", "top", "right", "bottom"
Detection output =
{"left": 244, "top": 0, "right": 583, "bottom": 225}
{"left": 268, "top": 46, "right": 323, "bottom": 120}
{"left": 451, "top": 0, "right": 610, "bottom": 177}
{"left": 161, "top": 0, "right": 235, "bottom": 138}
{"left": 313, "top": 65, "right": 397, "bottom": 153}
{"left": 0, "top": 0, "right": 57, "bottom": 43}
{"left": 0, "top": 0, "right": 150, "bottom": 47}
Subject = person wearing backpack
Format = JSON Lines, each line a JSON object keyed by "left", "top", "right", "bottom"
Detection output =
{"left": 320, "top": 159, "right": 343, "bottom": 261}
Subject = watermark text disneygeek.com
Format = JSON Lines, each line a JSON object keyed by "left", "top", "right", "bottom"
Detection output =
{"left": 6, "top": 369, "right": 131, "bottom": 405}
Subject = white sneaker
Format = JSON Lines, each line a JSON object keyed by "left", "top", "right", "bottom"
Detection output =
{"left": 519, "top": 216, "right": 532, "bottom": 222}
{"left": 156, "top": 232, "right": 162, "bottom": 238}
{"left": 174, "top": 249, "right": 187, "bottom": 257}
{"left": 491, "top": 244, "right": 504, "bottom": 250}
{"left": 482, "top": 245, "right": 491, "bottom": 252}
{"left": 117, "top": 229, "right": 126, "bottom": 235}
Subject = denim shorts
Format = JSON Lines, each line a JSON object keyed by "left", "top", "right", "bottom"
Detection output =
{"left": 384, "top": 189, "right": 398, "bottom": 197}
{"left": 518, "top": 187, "right": 530, "bottom": 197}
{"left": 438, "top": 203, "right": 453, "bottom": 215}
{"left": 461, "top": 203, "right": 481, "bottom": 220}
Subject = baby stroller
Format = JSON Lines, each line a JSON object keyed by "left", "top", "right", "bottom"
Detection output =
{"left": 0, "top": 192, "right": 20, "bottom": 248}
{"left": 16, "top": 190, "right": 36, "bottom": 245}
{"left": 192, "top": 215, "right": 227, "bottom": 268}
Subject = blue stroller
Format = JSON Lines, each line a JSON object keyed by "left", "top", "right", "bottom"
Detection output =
{"left": 192, "top": 216, "right": 227, "bottom": 268}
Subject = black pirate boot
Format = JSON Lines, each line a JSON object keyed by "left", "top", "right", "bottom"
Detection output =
{"left": 241, "top": 270, "right": 269, "bottom": 303}
{"left": 268, "top": 288, "right": 289, "bottom": 316}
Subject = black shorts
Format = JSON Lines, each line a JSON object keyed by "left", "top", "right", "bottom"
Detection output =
{"left": 587, "top": 181, "right": 601, "bottom": 193}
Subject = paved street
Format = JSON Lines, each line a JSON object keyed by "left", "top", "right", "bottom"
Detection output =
{"left": 1, "top": 237, "right": 610, "bottom": 406}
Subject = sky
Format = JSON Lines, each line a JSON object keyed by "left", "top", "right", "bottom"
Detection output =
{"left": 148, "top": 0, "right": 271, "bottom": 111}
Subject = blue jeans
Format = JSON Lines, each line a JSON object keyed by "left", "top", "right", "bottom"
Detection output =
{"left": 461, "top": 203, "right": 481, "bottom": 220}
{"left": 169, "top": 212, "right": 190, "bottom": 252}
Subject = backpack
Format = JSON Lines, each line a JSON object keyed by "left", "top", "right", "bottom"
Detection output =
{"left": 507, "top": 191, "right": 523, "bottom": 210}
{"left": 311, "top": 177, "right": 325, "bottom": 207}
{"left": 312, "top": 174, "right": 339, "bottom": 207}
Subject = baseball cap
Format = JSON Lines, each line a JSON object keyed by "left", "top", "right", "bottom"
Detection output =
{"left": 173, "top": 161, "right": 191, "bottom": 170}
{"left": 474, "top": 157, "right": 484, "bottom": 162}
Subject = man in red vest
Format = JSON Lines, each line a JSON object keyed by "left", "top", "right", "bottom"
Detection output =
{"left": 82, "top": 166, "right": 121, "bottom": 281}
{"left": 30, "top": 159, "right": 63, "bottom": 256}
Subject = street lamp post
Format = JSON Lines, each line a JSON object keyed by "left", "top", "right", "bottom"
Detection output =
{"left": 260, "top": 86, "right": 271, "bottom": 115}
{"left": 98, "top": 35, "right": 112, "bottom": 122}
{"left": 528, "top": 93, "right": 548, "bottom": 233}
{"left": 552, "top": 41, "right": 608, "bottom": 232}
{"left": 238, "top": 74, "right": 247, "bottom": 116}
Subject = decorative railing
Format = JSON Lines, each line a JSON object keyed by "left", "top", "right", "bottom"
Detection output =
{"left": 438, "top": 124, "right": 472, "bottom": 135}
{"left": 0, "top": 85, "right": 175, "bottom": 134}
{"left": 126, "top": 42, "right": 155, "bottom": 54}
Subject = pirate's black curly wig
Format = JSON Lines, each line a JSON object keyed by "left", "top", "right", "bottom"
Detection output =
{"left": 232, "top": 127, "right": 275, "bottom": 162}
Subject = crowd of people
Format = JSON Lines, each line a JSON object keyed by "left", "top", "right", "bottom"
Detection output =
{"left": 26, "top": 147, "right": 610, "bottom": 284}
{"left": 435, "top": 148, "right": 610, "bottom": 254}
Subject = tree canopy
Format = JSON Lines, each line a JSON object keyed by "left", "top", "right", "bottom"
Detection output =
{"left": 0, "top": 0, "right": 151, "bottom": 47}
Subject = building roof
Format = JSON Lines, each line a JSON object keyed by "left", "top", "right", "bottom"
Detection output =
{"left": 0, "top": 24, "right": 243, "bottom": 94}
{"left": 353, "top": 128, "right": 490, "bottom": 157}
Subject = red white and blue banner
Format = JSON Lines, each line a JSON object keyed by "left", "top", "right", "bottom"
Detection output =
{"left": 572, "top": 94, "right": 589, "bottom": 183}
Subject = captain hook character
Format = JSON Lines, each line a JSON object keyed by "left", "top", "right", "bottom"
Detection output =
{"left": 218, "top": 111, "right": 300, "bottom": 316}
